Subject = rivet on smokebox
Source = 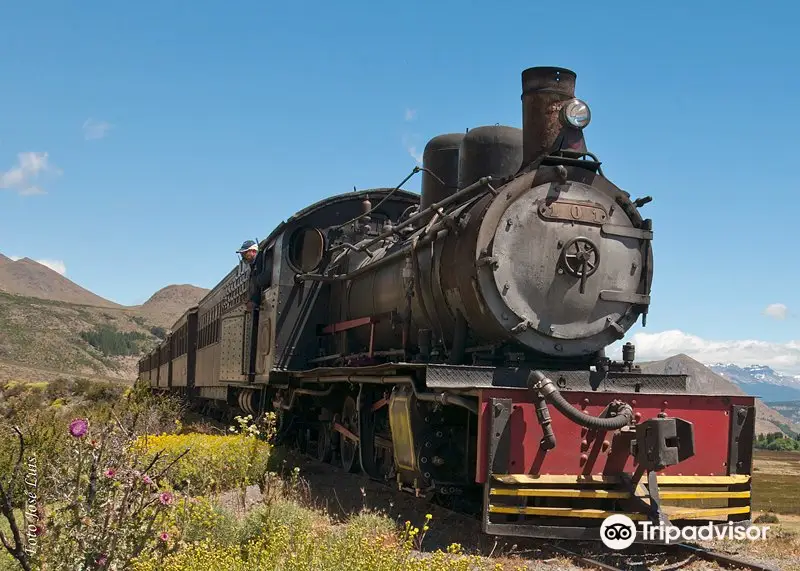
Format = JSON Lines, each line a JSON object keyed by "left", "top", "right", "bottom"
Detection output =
{"left": 579, "top": 454, "right": 588, "bottom": 465}
{"left": 580, "top": 439, "right": 589, "bottom": 451}
{"left": 601, "top": 440, "right": 610, "bottom": 451}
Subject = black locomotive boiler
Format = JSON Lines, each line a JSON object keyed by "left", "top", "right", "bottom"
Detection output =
{"left": 139, "top": 66, "right": 756, "bottom": 542}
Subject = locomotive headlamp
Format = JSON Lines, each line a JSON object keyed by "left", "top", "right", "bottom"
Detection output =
{"left": 560, "top": 98, "right": 591, "bottom": 129}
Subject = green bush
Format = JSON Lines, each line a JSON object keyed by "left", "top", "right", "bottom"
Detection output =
{"left": 129, "top": 507, "right": 520, "bottom": 571}
{"left": 755, "top": 512, "right": 780, "bottom": 524}
{"left": 755, "top": 431, "right": 800, "bottom": 451}
{"left": 79, "top": 325, "right": 147, "bottom": 356}
{"left": 150, "top": 326, "right": 168, "bottom": 340}
{"left": 133, "top": 415, "right": 274, "bottom": 496}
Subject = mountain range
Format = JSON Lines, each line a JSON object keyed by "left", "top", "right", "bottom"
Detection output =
{"left": 0, "top": 254, "right": 797, "bottom": 436}
{"left": 0, "top": 254, "right": 208, "bottom": 327}
{"left": 0, "top": 253, "right": 209, "bottom": 382}
{"left": 641, "top": 355, "right": 800, "bottom": 436}
{"left": 710, "top": 363, "right": 800, "bottom": 402}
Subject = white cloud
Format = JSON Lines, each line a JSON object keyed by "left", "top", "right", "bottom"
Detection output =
{"left": 608, "top": 329, "right": 800, "bottom": 376}
{"left": 404, "top": 108, "right": 417, "bottom": 121}
{"left": 764, "top": 303, "right": 788, "bottom": 320}
{"left": 0, "top": 152, "right": 60, "bottom": 196}
{"left": 82, "top": 118, "right": 113, "bottom": 140}
{"left": 9, "top": 256, "right": 67, "bottom": 275}
{"left": 37, "top": 259, "right": 67, "bottom": 275}
{"left": 401, "top": 134, "right": 423, "bottom": 165}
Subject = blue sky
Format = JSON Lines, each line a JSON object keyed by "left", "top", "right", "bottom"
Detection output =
{"left": 0, "top": 1, "right": 797, "bottom": 373}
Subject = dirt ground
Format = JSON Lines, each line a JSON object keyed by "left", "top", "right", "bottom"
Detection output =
{"left": 213, "top": 448, "right": 798, "bottom": 571}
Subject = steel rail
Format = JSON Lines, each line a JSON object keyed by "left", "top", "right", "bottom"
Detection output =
{"left": 673, "top": 542, "right": 781, "bottom": 571}
{"left": 541, "top": 543, "right": 627, "bottom": 571}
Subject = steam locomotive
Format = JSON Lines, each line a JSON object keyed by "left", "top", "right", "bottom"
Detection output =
{"left": 138, "top": 66, "right": 756, "bottom": 542}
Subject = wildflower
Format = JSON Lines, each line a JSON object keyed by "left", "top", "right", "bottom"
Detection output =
{"left": 95, "top": 554, "right": 108, "bottom": 566}
{"left": 159, "top": 491, "right": 174, "bottom": 505}
{"left": 69, "top": 418, "right": 88, "bottom": 438}
{"left": 104, "top": 468, "right": 116, "bottom": 479}
{"left": 159, "top": 532, "right": 169, "bottom": 542}
{"left": 142, "top": 474, "right": 153, "bottom": 486}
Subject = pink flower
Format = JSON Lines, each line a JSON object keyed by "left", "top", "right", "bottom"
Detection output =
{"left": 69, "top": 418, "right": 88, "bottom": 438}
{"left": 142, "top": 474, "right": 153, "bottom": 486}
{"left": 95, "top": 553, "right": 108, "bottom": 566}
{"left": 159, "top": 532, "right": 169, "bottom": 542}
{"left": 158, "top": 492, "right": 173, "bottom": 506}
{"left": 104, "top": 468, "right": 116, "bottom": 479}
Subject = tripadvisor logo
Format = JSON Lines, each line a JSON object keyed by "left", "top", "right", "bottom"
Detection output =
{"left": 600, "top": 514, "right": 770, "bottom": 550}
{"left": 600, "top": 514, "right": 637, "bottom": 550}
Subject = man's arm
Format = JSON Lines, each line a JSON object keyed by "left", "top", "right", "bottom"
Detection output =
{"left": 246, "top": 265, "right": 260, "bottom": 312}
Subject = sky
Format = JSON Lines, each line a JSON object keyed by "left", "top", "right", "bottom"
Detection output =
{"left": 0, "top": 1, "right": 797, "bottom": 374}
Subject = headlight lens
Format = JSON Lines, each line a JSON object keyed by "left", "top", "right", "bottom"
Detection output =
{"left": 560, "top": 98, "right": 591, "bottom": 129}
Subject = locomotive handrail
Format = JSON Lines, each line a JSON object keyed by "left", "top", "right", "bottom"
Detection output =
{"left": 297, "top": 175, "right": 495, "bottom": 284}
{"left": 332, "top": 167, "right": 422, "bottom": 231}
{"left": 295, "top": 217, "right": 453, "bottom": 283}
{"left": 327, "top": 175, "right": 495, "bottom": 256}
{"left": 290, "top": 374, "right": 478, "bottom": 415}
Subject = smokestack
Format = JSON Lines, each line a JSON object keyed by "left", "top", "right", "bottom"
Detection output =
{"left": 521, "top": 66, "right": 577, "bottom": 166}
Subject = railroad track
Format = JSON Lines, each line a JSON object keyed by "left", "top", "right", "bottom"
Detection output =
{"left": 544, "top": 541, "right": 781, "bottom": 571}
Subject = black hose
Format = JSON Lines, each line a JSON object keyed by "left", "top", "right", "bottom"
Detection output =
{"left": 534, "top": 395, "right": 556, "bottom": 450}
{"left": 528, "top": 371, "right": 633, "bottom": 430}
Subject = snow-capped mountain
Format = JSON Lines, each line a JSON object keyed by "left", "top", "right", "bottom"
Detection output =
{"left": 709, "top": 363, "right": 800, "bottom": 403}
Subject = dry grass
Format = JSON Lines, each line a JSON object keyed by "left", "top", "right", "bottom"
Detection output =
{"left": 753, "top": 449, "right": 800, "bottom": 516}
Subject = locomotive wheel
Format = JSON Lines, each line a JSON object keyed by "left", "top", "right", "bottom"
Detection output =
{"left": 357, "top": 386, "right": 394, "bottom": 482}
{"left": 294, "top": 426, "right": 309, "bottom": 453}
{"left": 339, "top": 396, "right": 360, "bottom": 473}
{"left": 316, "top": 420, "right": 333, "bottom": 463}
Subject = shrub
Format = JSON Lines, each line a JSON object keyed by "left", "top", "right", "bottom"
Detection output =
{"left": 755, "top": 512, "right": 780, "bottom": 524}
{"left": 149, "top": 326, "right": 167, "bottom": 340}
{"left": 0, "top": 415, "right": 192, "bottom": 571}
{"left": 79, "top": 325, "right": 147, "bottom": 357}
{"left": 0, "top": 379, "right": 183, "bottom": 503}
{"left": 129, "top": 509, "right": 525, "bottom": 571}
{"left": 133, "top": 415, "right": 274, "bottom": 496}
{"left": 161, "top": 496, "right": 239, "bottom": 546}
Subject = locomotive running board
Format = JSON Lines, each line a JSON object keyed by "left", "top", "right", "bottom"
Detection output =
{"left": 425, "top": 364, "right": 692, "bottom": 394}
{"left": 481, "top": 397, "right": 753, "bottom": 542}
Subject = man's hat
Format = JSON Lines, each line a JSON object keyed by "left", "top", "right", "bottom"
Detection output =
{"left": 236, "top": 240, "right": 258, "bottom": 254}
